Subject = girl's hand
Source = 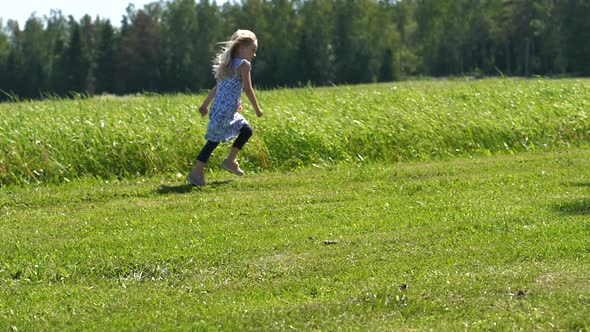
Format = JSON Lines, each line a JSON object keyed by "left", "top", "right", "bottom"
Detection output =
{"left": 199, "top": 105, "right": 208, "bottom": 116}
{"left": 256, "top": 109, "right": 264, "bottom": 117}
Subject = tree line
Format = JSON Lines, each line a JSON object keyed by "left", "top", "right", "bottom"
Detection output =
{"left": 0, "top": 0, "right": 589, "bottom": 101}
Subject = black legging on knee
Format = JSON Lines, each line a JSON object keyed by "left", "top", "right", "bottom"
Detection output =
{"left": 232, "top": 124, "right": 253, "bottom": 150}
{"left": 196, "top": 124, "right": 253, "bottom": 163}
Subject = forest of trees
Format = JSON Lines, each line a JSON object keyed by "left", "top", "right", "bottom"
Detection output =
{"left": 0, "top": 0, "right": 589, "bottom": 101}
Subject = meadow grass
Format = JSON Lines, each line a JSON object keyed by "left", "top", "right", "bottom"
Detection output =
{"left": 1, "top": 78, "right": 589, "bottom": 186}
{"left": 1, "top": 149, "right": 589, "bottom": 330}
{"left": 1, "top": 78, "right": 589, "bottom": 330}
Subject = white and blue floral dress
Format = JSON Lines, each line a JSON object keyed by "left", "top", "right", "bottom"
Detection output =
{"left": 205, "top": 58, "right": 251, "bottom": 142}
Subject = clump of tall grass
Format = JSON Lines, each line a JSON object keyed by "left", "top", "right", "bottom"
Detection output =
{"left": 256, "top": 78, "right": 590, "bottom": 169}
{"left": 0, "top": 78, "right": 588, "bottom": 186}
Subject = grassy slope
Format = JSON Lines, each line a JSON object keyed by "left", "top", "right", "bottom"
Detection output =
{"left": 1, "top": 149, "right": 589, "bottom": 330}
{"left": 1, "top": 78, "right": 589, "bottom": 185}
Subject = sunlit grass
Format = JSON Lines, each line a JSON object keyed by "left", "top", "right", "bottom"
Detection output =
{"left": 1, "top": 79, "right": 589, "bottom": 329}
{"left": 1, "top": 78, "right": 589, "bottom": 186}
{"left": 0, "top": 149, "right": 589, "bottom": 330}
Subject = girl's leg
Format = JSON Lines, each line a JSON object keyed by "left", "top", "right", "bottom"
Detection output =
{"left": 232, "top": 124, "right": 253, "bottom": 152}
{"left": 187, "top": 140, "right": 219, "bottom": 186}
{"left": 222, "top": 125, "right": 253, "bottom": 176}
{"left": 197, "top": 140, "right": 220, "bottom": 163}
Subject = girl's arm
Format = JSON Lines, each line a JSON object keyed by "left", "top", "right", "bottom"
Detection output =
{"left": 238, "top": 62, "right": 263, "bottom": 117}
{"left": 199, "top": 85, "right": 217, "bottom": 116}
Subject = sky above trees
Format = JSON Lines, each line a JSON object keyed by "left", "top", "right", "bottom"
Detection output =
{"left": 1, "top": 0, "right": 157, "bottom": 27}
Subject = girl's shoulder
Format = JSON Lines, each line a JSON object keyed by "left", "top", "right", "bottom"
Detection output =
{"left": 233, "top": 58, "right": 251, "bottom": 70}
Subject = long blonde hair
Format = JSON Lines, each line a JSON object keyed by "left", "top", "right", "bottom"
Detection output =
{"left": 212, "top": 29, "right": 257, "bottom": 81}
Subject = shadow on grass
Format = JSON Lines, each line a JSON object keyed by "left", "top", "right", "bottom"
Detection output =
{"left": 554, "top": 199, "right": 590, "bottom": 215}
{"left": 207, "top": 180, "right": 234, "bottom": 187}
{"left": 156, "top": 184, "right": 193, "bottom": 194}
{"left": 570, "top": 182, "right": 590, "bottom": 188}
{"left": 553, "top": 182, "right": 590, "bottom": 215}
{"left": 156, "top": 180, "right": 234, "bottom": 194}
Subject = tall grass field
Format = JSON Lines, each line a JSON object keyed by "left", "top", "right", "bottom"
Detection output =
{"left": 1, "top": 78, "right": 589, "bottom": 330}
{"left": 0, "top": 78, "right": 588, "bottom": 186}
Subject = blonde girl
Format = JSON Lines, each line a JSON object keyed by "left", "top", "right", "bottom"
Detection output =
{"left": 186, "top": 29, "right": 263, "bottom": 186}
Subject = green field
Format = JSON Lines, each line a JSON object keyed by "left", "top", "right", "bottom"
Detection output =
{"left": 1, "top": 78, "right": 589, "bottom": 186}
{"left": 1, "top": 79, "right": 589, "bottom": 330}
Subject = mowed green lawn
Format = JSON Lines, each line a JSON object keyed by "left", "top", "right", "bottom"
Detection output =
{"left": 1, "top": 149, "right": 589, "bottom": 330}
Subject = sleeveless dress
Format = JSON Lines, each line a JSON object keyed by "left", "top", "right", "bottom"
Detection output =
{"left": 205, "top": 58, "right": 251, "bottom": 142}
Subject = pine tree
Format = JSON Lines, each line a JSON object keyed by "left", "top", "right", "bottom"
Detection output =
{"left": 162, "top": 0, "right": 198, "bottom": 92}
{"left": 21, "top": 17, "right": 48, "bottom": 98}
{"left": 62, "top": 18, "right": 91, "bottom": 94}
{"left": 94, "top": 20, "right": 116, "bottom": 93}
{"left": 0, "top": 21, "right": 13, "bottom": 100}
